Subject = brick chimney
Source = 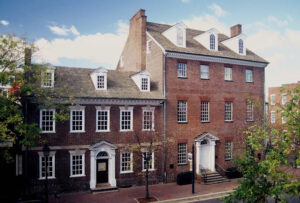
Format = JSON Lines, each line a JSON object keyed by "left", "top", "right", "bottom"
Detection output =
{"left": 230, "top": 24, "right": 242, "bottom": 38}
{"left": 24, "top": 48, "right": 31, "bottom": 65}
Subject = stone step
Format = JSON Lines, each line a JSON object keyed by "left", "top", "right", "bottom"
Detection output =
{"left": 91, "top": 186, "right": 119, "bottom": 194}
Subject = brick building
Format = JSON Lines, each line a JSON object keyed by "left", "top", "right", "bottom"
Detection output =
{"left": 117, "top": 9, "right": 268, "bottom": 181}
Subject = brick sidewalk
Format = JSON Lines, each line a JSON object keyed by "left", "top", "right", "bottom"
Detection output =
{"left": 50, "top": 179, "right": 238, "bottom": 203}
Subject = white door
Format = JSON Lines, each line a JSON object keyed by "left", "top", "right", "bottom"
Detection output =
{"left": 200, "top": 142, "right": 210, "bottom": 170}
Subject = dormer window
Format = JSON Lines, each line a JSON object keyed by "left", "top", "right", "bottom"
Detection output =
{"left": 131, "top": 70, "right": 151, "bottom": 92}
{"left": 90, "top": 67, "right": 107, "bottom": 90}
{"left": 177, "top": 27, "right": 183, "bottom": 46}
{"left": 97, "top": 75, "right": 105, "bottom": 89}
{"left": 41, "top": 66, "right": 55, "bottom": 88}
{"left": 141, "top": 77, "right": 149, "bottom": 91}
{"left": 210, "top": 34, "right": 215, "bottom": 50}
{"left": 146, "top": 40, "right": 152, "bottom": 53}
{"left": 239, "top": 39, "right": 244, "bottom": 54}
{"left": 162, "top": 22, "right": 186, "bottom": 48}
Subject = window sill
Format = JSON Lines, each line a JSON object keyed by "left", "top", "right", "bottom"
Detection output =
{"left": 39, "top": 177, "right": 56, "bottom": 180}
{"left": 225, "top": 80, "right": 233, "bottom": 82}
{"left": 70, "top": 131, "right": 86, "bottom": 133}
{"left": 70, "top": 174, "right": 86, "bottom": 178}
{"left": 246, "top": 81, "right": 254, "bottom": 83}
{"left": 246, "top": 120, "right": 254, "bottom": 122}
{"left": 178, "top": 121, "right": 188, "bottom": 124}
{"left": 177, "top": 163, "right": 188, "bottom": 166}
{"left": 200, "top": 121, "right": 210, "bottom": 123}
{"left": 120, "top": 130, "right": 133, "bottom": 132}
{"left": 225, "top": 120, "right": 234, "bottom": 123}
{"left": 142, "top": 169, "right": 155, "bottom": 172}
{"left": 177, "top": 76, "right": 188, "bottom": 79}
{"left": 120, "top": 171, "right": 134, "bottom": 174}
{"left": 225, "top": 159, "right": 233, "bottom": 162}
{"left": 41, "top": 131, "right": 56, "bottom": 134}
{"left": 96, "top": 130, "right": 110, "bottom": 133}
{"left": 142, "top": 129, "right": 155, "bottom": 132}
{"left": 201, "top": 78, "right": 210, "bottom": 80}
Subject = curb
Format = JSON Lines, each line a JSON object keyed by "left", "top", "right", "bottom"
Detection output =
{"left": 156, "top": 190, "right": 234, "bottom": 203}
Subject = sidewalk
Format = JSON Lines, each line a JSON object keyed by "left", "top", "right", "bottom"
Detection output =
{"left": 50, "top": 179, "right": 238, "bottom": 203}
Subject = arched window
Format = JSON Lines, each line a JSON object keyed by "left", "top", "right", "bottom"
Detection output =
{"left": 97, "top": 151, "right": 108, "bottom": 158}
{"left": 239, "top": 39, "right": 243, "bottom": 54}
{"left": 210, "top": 34, "right": 215, "bottom": 50}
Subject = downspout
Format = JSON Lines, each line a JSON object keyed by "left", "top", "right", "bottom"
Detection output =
{"left": 163, "top": 53, "right": 167, "bottom": 183}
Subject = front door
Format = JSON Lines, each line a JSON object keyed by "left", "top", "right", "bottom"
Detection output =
{"left": 97, "top": 159, "right": 108, "bottom": 183}
{"left": 200, "top": 140, "right": 210, "bottom": 170}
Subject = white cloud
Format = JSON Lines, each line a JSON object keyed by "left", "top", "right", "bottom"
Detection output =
{"left": 48, "top": 25, "right": 80, "bottom": 36}
{"left": 181, "top": 0, "right": 190, "bottom": 3}
{"left": 34, "top": 21, "right": 128, "bottom": 68}
{"left": 208, "top": 3, "right": 227, "bottom": 17}
{"left": 267, "top": 16, "right": 288, "bottom": 26}
{"left": 0, "top": 20, "right": 9, "bottom": 26}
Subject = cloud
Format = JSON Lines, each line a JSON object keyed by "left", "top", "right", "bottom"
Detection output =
{"left": 34, "top": 21, "right": 129, "bottom": 68}
{"left": 208, "top": 3, "right": 227, "bottom": 17}
{"left": 181, "top": 0, "right": 190, "bottom": 3}
{"left": 267, "top": 16, "right": 288, "bottom": 26}
{"left": 0, "top": 20, "right": 9, "bottom": 26}
{"left": 48, "top": 25, "right": 80, "bottom": 36}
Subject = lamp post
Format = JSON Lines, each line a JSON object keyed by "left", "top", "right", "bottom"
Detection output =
{"left": 43, "top": 144, "right": 50, "bottom": 203}
{"left": 192, "top": 144, "right": 195, "bottom": 194}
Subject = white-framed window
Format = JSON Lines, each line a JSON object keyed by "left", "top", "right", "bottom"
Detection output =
{"left": 39, "top": 153, "right": 55, "bottom": 179}
{"left": 271, "top": 111, "right": 276, "bottom": 124}
{"left": 200, "top": 101, "right": 210, "bottom": 122}
{"left": 225, "top": 141, "right": 233, "bottom": 161}
{"left": 246, "top": 69, "right": 253, "bottom": 83}
{"left": 270, "top": 94, "right": 276, "bottom": 105}
{"left": 120, "top": 152, "right": 133, "bottom": 173}
{"left": 142, "top": 107, "right": 155, "bottom": 131}
{"left": 246, "top": 102, "right": 253, "bottom": 121}
{"left": 96, "top": 107, "right": 110, "bottom": 132}
{"left": 178, "top": 143, "right": 187, "bottom": 165}
{"left": 97, "top": 75, "right": 105, "bottom": 89}
{"left": 177, "top": 100, "right": 187, "bottom": 123}
{"left": 120, "top": 107, "right": 133, "bottom": 132}
{"left": 210, "top": 34, "right": 215, "bottom": 50}
{"left": 141, "top": 77, "right": 149, "bottom": 91}
{"left": 142, "top": 152, "right": 154, "bottom": 171}
{"left": 224, "top": 67, "right": 232, "bottom": 81}
{"left": 40, "top": 109, "right": 55, "bottom": 133}
{"left": 282, "top": 94, "right": 287, "bottom": 105}
{"left": 200, "top": 65, "right": 209, "bottom": 79}
{"left": 177, "top": 62, "right": 187, "bottom": 78}
{"left": 225, "top": 101, "right": 233, "bottom": 121}
{"left": 239, "top": 39, "right": 243, "bottom": 54}
{"left": 70, "top": 153, "right": 85, "bottom": 177}
{"left": 282, "top": 111, "right": 286, "bottom": 124}
{"left": 41, "top": 70, "right": 54, "bottom": 88}
{"left": 146, "top": 40, "right": 152, "bottom": 53}
{"left": 177, "top": 26, "right": 183, "bottom": 46}
{"left": 70, "top": 107, "right": 85, "bottom": 133}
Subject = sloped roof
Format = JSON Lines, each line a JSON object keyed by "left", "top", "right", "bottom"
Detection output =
{"left": 53, "top": 66, "right": 164, "bottom": 100}
{"left": 147, "top": 22, "right": 268, "bottom": 64}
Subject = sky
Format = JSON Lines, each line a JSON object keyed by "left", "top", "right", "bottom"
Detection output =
{"left": 0, "top": 0, "right": 300, "bottom": 89}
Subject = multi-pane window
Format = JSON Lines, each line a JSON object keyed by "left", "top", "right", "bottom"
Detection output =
{"left": 42, "top": 71, "right": 54, "bottom": 88}
{"left": 146, "top": 40, "right": 152, "bottom": 53}
{"left": 177, "top": 62, "right": 187, "bottom": 78}
{"left": 120, "top": 152, "right": 132, "bottom": 173}
{"left": 282, "top": 94, "right": 287, "bottom": 105}
{"left": 142, "top": 152, "right": 154, "bottom": 171}
{"left": 210, "top": 34, "right": 215, "bottom": 50}
{"left": 246, "top": 102, "right": 253, "bottom": 121}
{"left": 239, "top": 39, "right": 243, "bottom": 54}
{"left": 225, "top": 101, "right": 233, "bottom": 121}
{"left": 40, "top": 109, "right": 55, "bottom": 133}
{"left": 97, "top": 75, "right": 105, "bottom": 89}
{"left": 177, "top": 100, "right": 187, "bottom": 123}
{"left": 225, "top": 141, "right": 233, "bottom": 161}
{"left": 270, "top": 94, "right": 276, "bottom": 105}
{"left": 70, "top": 154, "right": 85, "bottom": 177}
{"left": 70, "top": 109, "right": 85, "bottom": 132}
{"left": 200, "top": 65, "right": 209, "bottom": 79}
{"left": 177, "top": 27, "right": 183, "bottom": 46}
{"left": 282, "top": 111, "right": 286, "bottom": 124}
{"left": 39, "top": 155, "right": 55, "bottom": 179}
{"left": 141, "top": 77, "right": 149, "bottom": 91}
{"left": 178, "top": 143, "right": 187, "bottom": 164}
{"left": 271, "top": 111, "right": 276, "bottom": 124}
{"left": 120, "top": 109, "right": 133, "bottom": 131}
{"left": 224, "top": 67, "right": 232, "bottom": 81}
{"left": 246, "top": 69, "right": 253, "bottom": 82}
{"left": 143, "top": 109, "right": 154, "bottom": 131}
{"left": 96, "top": 110, "right": 110, "bottom": 132}
{"left": 200, "top": 101, "right": 210, "bottom": 122}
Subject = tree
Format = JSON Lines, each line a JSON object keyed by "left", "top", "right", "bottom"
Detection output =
{"left": 223, "top": 85, "right": 300, "bottom": 203}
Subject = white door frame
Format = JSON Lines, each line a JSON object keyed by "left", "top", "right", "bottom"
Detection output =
{"left": 89, "top": 141, "right": 117, "bottom": 189}
{"left": 195, "top": 132, "right": 219, "bottom": 174}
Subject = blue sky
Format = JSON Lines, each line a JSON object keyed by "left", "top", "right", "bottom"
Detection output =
{"left": 0, "top": 0, "right": 300, "bottom": 88}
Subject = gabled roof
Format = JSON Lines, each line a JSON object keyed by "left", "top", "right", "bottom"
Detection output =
{"left": 146, "top": 22, "right": 268, "bottom": 64}
{"left": 195, "top": 132, "right": 219, "bottom": 142}
{"left": 53, "top": 66, "right": 164, "bottom": 100}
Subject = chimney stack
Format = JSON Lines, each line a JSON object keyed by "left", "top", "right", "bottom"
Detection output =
{"left": 230, "top": 24, "right": 242, "bottom": 38}
{"left": 24, "top": 48, "right": 31, "bottom": 65}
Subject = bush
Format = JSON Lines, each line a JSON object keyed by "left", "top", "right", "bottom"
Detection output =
{"left": 225, "top": 167, "right": 242, "bottom": 179}
{"left": 177, "top": 171, "right": 193, "bottom": 185}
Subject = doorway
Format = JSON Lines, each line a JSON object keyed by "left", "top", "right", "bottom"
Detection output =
{"left": 97, "top": 159, "right": 108, "bottom": 184}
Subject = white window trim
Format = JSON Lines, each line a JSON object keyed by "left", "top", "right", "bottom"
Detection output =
{"left": 282, "top": 93, "right": 287, "bottom": 105}
{"left": 96, "top": 106, "right": 111, "bottom": 132}
{"left": 200, "top": 65, "right": 209, "bottom": 79}
{"left": 177, "top": 100, "right": 188, "bottom": 123}
{"left": 270, "top": 94, "right": 276, "bottom": 106}
{"left": 95, "top": 73, "right": 107, "bottom": 90}
{"left": 41, "top": 69, "right": 55, "bottom": 88}
{"left": 38, "top": 151, "right": 56, "bottom": 180}
{"left": 225, "top": 102, "right": 233, "bottom": 122}
{"left": 140, "top": 76, "right": 150, "bottom": 92}
{"left": 120, "top": 152, "right": 133, "bottom": 174}
{"left": 119, "top": 107, "right": 134, "bottom": 132}
{"left": 271, "top": 111, "right": 276, "bottom": 124}
{"left": 40, "top": 109, "right": 56, "bottom": 133}
{"left": 178, "top": 143, "right": 188, "bottom": 165}
{"left": 225, "top": 141, "right": 233, "bottom": 161}
{"left": 246, "top": 69, "right": 253, "bottom": 83}
{"left": 200, "top": 101, "right": 210, "bottom": 123}
{"left": 142, "top": 107, "right": 155, "bottom": 131}
{"left": 224, "top": 67, "right": 232, "bottom": 81}
{"left": 69, "top": 151, "right": 86, "bottom": 178}
{"left": 70, "top": 106, "right": 85, "bottom": 133}
{"left": 142, "top": 152, "right": 155, "bottom": 172}
{"left": 246, "top": 102, "right": 254, "bottom": 122}
{"left": 177, "top": 62, "right": 187, "bottom": 78}
{"left": 146, "top": 40, "right": 152, "bottom": 54}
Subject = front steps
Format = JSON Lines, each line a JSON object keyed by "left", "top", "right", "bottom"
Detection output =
{"left": 201, "top": 171, "right": 229, "bottom": 185}
{"left": 91, "top": 183, "right": 119, "bottom": 194}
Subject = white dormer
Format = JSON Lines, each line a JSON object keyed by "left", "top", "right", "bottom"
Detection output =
{"left": 193, "top": 28, "right": 220, "bottom": 51}
{"left": 162, "top": 22, "right": 187, "bottom": 48}
{"left": 131, "top": 70, "right": 150, "bottom": 92}
{"left": 41, "top": 64, "right": 55, "bottom": 88}
{"left": 90, "top": 67, "right": 108, "bottom": 90}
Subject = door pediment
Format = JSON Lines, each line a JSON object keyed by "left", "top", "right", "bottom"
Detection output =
{"left": 195, "top": 132, "right": 219, "bottom": 142}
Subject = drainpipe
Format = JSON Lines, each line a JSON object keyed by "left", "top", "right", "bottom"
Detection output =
{"left": 163, "top": 53, "right": 167, "bottom": 184}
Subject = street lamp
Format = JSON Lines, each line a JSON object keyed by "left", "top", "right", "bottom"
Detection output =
{"left": 43, "top": 144, "right": 50, "bottom": 203}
